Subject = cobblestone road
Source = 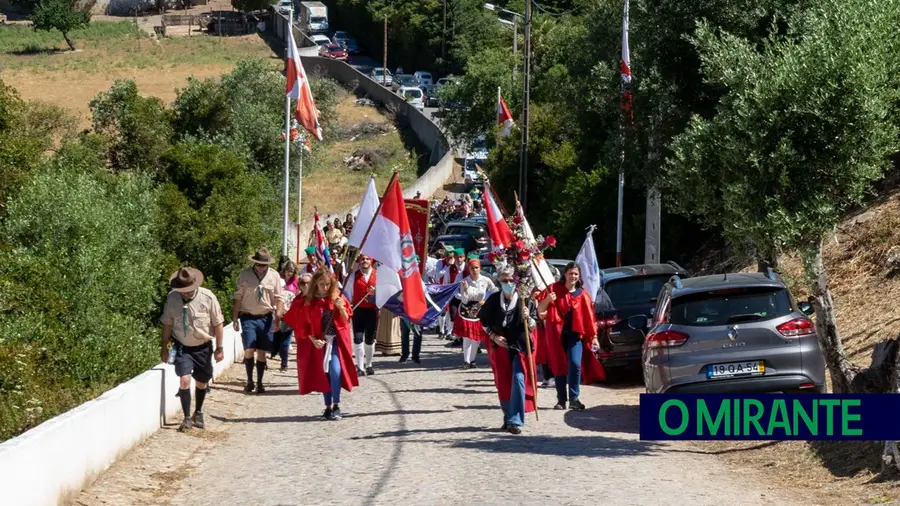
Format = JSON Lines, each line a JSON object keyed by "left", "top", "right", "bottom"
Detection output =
{"left": 74, "top": 333, "right": 808, "bottom": 506}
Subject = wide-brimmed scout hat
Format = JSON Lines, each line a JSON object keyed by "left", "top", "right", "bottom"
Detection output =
{"left": 249, "top": 247, "right": 276, "bottom": 265}
{"left": 170, "top": 267, "right": 204, "bottom": 293}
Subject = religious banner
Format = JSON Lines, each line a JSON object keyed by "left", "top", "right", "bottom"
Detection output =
{"left": 404, "top": 199, "right": 430, "bottom": 276}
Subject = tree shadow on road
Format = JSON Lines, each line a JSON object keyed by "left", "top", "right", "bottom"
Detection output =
{"left": 351, "top": 425, "right": 487, "bottom": 440}
{"left": 450, "top": 434, "right": 662, "bottom": 458}
{"left": 392, "top": 387, "right": 495, "bottom": 395}
{"left": 211, "top": 409, "right": 452, "bottom": 424}
{"left": 564, "top": 404, "right": 641, "bottom": 434}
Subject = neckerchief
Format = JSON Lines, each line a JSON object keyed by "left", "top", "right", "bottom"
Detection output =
{"left": 181, "top": 289, "right": 197, "bottom": 338}
{"left": 254, "top": 268, "right": 265, "bottom": 303}
{"left": 499, "top": 291, "right": 519, "bottom": 328}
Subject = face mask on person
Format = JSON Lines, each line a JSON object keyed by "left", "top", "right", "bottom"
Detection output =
{"left": 501, "top": 282, "right": 516, "bottom": 294}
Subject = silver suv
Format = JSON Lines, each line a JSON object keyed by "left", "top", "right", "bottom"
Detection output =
{"left": 631, "top": 270, "right": 827, "bottom": 394}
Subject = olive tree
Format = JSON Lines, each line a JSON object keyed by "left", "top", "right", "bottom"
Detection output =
{"left": 664, "top": 0, "right": 900, "bottom": 392}
{"left": 31, "top": 0, "right": 91, "bottom": 51}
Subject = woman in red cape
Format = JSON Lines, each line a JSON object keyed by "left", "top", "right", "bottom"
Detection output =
{"left": 538, "top": 262, "right": 605, "bottom": 411}
{"left": 283, "top": 270, "right": 359, "bottom": 421}
{"left": 530, "top": 287, "right": 553, "bottom": 386}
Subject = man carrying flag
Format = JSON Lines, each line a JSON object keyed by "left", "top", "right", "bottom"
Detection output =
{"left": 345, "top": 254, "right": 378, "bottom": 376}
{"left": 359, "top": 173, "right": 428, "bottom": 325}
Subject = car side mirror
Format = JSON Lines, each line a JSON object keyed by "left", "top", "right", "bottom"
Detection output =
{"left": 627, "top": 315, "right": 649, "bottom": 330}
{"left": 798, "top": 301, "right": 814, "bottom": 316}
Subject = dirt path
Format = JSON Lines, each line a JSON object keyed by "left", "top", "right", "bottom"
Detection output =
{"left": 73, "top": 333, "right": 831, "bottom": 506}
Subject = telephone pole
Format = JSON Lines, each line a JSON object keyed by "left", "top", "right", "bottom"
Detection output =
{"left": 519, "top": 0, "right": 532, "bottom": 213}
{"left": 383, "top": 14, "right": 388, "bottom": 85}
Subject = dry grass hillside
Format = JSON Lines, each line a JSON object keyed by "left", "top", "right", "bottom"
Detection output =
{"left": 690, "top": 190, "right": 900, "bottom": 505}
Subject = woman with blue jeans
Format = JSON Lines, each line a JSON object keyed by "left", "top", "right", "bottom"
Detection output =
{"left": 284, "top": 270, "right": 359, "bottom": 420}
{"left": 538, "top": 262, "right": 604, "bottom": 410}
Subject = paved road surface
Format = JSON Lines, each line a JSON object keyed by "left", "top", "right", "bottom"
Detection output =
{"left": 75, "top": 333, "right": 805, "bottom": 506}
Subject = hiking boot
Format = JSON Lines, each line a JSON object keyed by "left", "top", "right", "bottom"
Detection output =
{"left": 256, "top": 382, "right": 266, "bottom": 395}
{"left": 331, "top": 406, "right": 343, "bottom": 420}
{"left": 507, "top": 425, "right": 522, "bottom": 435}
{"left": 322, "top": 407, "right": 332, "bottom": 420}
{"left": 179, "top": 416, "right": 193, "bottom": 432}
{"left": 554, "top": 402, "right": 567, "bottom": 410}
{"left": 191, "top": 411, "right": 205, "bottom": 429}
{"left": 244, "top": 380, "right": 255, "bottom": 393}
{"left": 365, "top": 367, "right": 375, "bottom": 376}
{"left": 569, "top": 399, "right": 586, "bottom": 410}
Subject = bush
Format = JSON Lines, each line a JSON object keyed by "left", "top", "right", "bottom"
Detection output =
{"left": 0, "top": 142, "right": 164, "bottom": 440}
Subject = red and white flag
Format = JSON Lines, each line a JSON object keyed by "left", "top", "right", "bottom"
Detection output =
{"left": 620, "top": 0, "right": 634, "bottom": 128}
{"left": 497, "top": 87, "right": 514, "bottom": 137}
{"left": 484, "top": 183, "right": 514, "bottom": 250}
{"left": 360, "top": 177, "right": 428, "bottom": 322}
{"left": 286, "top": 27, "right": 323, "bottom": 141}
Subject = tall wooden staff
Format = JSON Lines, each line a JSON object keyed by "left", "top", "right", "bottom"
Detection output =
{"left": 519, "top": 296, "right": 540, "bottom": 421}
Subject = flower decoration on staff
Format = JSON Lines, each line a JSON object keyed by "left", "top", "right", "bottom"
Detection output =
{"left": 488, "top": 213, "right": 556, "bottom": 296}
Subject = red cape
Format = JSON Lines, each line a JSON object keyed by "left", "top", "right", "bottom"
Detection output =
{"left": 531, "top": 290, "right": 550, "bottom": 366}
{"left": 283, "top": 295, "right": 359, "bottom": 395}
{"left": 486, "top": 335, "right": 537, "bottom": 413}
{"left": 543, "top": 282, "right": 606, "bottom": 383}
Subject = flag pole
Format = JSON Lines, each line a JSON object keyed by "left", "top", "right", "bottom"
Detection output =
{"left": 281, "top": 6, "right": 293, "bottom": 259}
{"left": 519, "top": 296, "right": 540, "bottom": 422}
{"left": 615, "top": 0, "right": 630, "bottom": 268}
{"left": 296, "top": 131, "right": 304, "bottom": 265}
{"left": 341, "top": 171, "right": 398, "bottom": 287}
{"left": 341, "top": 173, "right": 376, "bottom": 282}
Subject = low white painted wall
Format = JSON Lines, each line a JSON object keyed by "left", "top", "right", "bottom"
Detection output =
{"left": 0, "top": 324, "right": 244, "bottom": 506}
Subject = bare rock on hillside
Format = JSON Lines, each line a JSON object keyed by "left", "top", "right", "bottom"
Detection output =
{"left": 343, "top": 147, "right": 389, "bottom": 171}
{"left": 886, "top": 245, "right": 900, "bottom": 277}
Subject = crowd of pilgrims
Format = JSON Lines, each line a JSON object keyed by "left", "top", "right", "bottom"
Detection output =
{"left": 263, "top": 194, "right": 605, "bottom": 436}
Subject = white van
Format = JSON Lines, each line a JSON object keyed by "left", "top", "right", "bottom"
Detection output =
{"left": 399, "top": 86, "right": 425, "bottom": 111}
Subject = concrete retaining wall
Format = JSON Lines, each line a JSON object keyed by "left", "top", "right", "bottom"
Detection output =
{"left": 0, "top": 325, "right": 245, "bottom": 506}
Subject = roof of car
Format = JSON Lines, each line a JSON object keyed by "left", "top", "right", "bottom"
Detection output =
{"left": 670, "top": 272, "right": 784, "bottom": 296}
{"left": 435, "top": 234, "right": 472, "bottom": 240}
{"left": 600, "top": 263, "right": 686, "bottom": 282}
{"left": 545, "top": 258, "right": 573, "bottom": 266}
{"left": 446, "top": 221, "right": 485, "bottom": 228}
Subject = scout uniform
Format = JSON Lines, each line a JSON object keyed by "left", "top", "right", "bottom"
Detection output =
{"left": 161, "top": 267, "right": 224, "bottom": 431}
{"left": 233, "top": 247, "right": 284, "bottom": 394}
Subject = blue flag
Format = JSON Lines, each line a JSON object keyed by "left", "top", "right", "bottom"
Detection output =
{"left": 371, "top": 282, "right": 460, "bottom": 326}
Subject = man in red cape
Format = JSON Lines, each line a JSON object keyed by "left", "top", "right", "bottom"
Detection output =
{"left": 538, "top": 262, "right": 605, "bottom": 411}
{"left": 283, "top": 270, "right": 359, "bottom": 420}
{"left": 479, "top": 266, "right": 538, "bottom": 435}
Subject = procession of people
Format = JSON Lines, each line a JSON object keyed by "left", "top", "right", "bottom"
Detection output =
{"left": 158, "top": 182, "right": 605, "bottom": 435}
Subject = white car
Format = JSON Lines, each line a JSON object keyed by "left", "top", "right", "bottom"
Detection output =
{"left": 436, "top": 76, "right": 457, "bottom": 88}
{"left": 276, "top": 0, "right": 293, "bottom": 14}
{"left": 371, "top": 67, "right": 393, "bottom": 86}
{"left": 398, "top": 86, "right": 425, "bottom": 111}
{"left": 310, "top": 34, "right": 331, "bottom": 47}
{"left": 414, "top": 71, "right": 433, "bottom": 86}
{"left": 465, "top": 135, "right": 488, "bottom": 161}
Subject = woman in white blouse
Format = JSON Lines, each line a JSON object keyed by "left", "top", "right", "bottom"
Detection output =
{"left": 453, "top": 256, "right": 497, "bottom": 368}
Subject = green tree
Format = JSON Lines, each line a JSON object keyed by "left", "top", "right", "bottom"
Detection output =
{"left": 30, "top": 0, "right": 91, "bottom": 51}
{"left": 90, "top": 80, "right": 173, "bottom": 174}
{"left": 664, "top": 0, "right": 900, "bottom": 392}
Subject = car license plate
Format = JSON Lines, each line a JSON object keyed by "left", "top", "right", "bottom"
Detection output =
{"left": 707, "top": 360, "right": 765, "bottom": 379}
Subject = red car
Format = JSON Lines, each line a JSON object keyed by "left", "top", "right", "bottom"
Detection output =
{"left": 319, "top": 43, "right": 349, "bottom": 62}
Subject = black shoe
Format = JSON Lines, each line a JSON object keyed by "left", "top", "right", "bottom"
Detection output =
{"left": 357, "top": 368, "right": 366, "bottom": 377}
{"left": 468, "top": 362, "right": 477, "bottom": 369}
{"left": 569, "top": 399, "right": 586, "bottom": 410}
{"left": 507, "top": 425, "right": 522, "bottom": 435}
{"left": 365, "top": 367, "right": 374, "bottom": 375}
{"left": 399, "top": 357, "right": 408, "bottom": 363}
{"left": 179, "top": 416, "right": 193, "bottom": 431}
{"left": 459, "top": 363, "right": 471, "bottom": 370}
{"left": 500, "top": 423, "right": 509, "bottom": 431}
{"left": 244, "top": 380, "right": 255, "bottom": 393}
{"left": 412, "top": 357, "right": 421, "bottom": 364}
{"left": 554, "top": 402, "right": 566, "bottom": 410}
{"left": 191, "top": 411, "right": 205, "bottom": 429}
{"left": 331, "top": 406, "right": 343, "bottom": 420}
{"left": 322, "top": 407, "right": 332, "bottom": 420}
{"left": 279, "top": 366, "right": 288, "bottom": 373}
{"left": 256, "top": 383, "right": 266, "bottom": 395}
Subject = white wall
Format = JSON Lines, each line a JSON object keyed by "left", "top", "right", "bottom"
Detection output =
{"left": 0, "top": 325, "right": 244, "bottom": 506}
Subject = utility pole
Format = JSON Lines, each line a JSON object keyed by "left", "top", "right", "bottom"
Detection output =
{"left": 383, "top": 14, "right": 388, "bottom": 86}
{"left": 512, "top": 16, "right": 518, "bottom": 88}
{"left": 519, "top": 0, "right": 532, "bottom": 213}
{"left": 442, "top": 0, "right": 447, "bottom": 61}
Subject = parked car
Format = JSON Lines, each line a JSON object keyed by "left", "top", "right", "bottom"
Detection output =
{"left": 341, "top": 38, "right": 361, "bottom": 54}
{"left": 371, "top": 67, "right": 393, "bottom": 86}
{"left": 310, "top": 34, "right": 331, "bottom": 47}
{"left": 462, "top": 158, "right": 484, "bottom": 189}
{"left": 634, "top": 269, "right": 827, "bottom": 394}
{"left": 432, "top": 234, "right": 480, "bottom": 256}
{"left": 594, "top": 262, "right": 690, "bottom": 375}
{"left": 414, "top": 71, "right": 434, "bottom": 86}
{"left": 276, "top": 0, "right": 293, "bottom": 15}
{"left": 391, "top": 74, "right": 418, "bottom": 92}
{"left": 399, "top": 86, "right": 425, "bottom": 111}
{"left": 331, "top": 30, "right": 351, "bottom": 44}
{"left": 436, "top": 76, "right": 457, "bottom": 87}
{"left": 420, "top": 84, "right": 440, "bottom": 107}
{"left": 465, "top": 135, "right": 488, "bottom": 161}
{"left": 544, "top": 258, "right": 573, "bottom": 281}
{"left": 319, "top": 43, "right": 348, "bottom": 61}
{"left": 445, "top": 221, "right": 489, "bottom": 252}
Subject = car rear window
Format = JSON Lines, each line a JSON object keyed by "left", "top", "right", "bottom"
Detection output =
{"left": 601, "top": 275, "right": 671, "bottom": 307}
{"left": 447, "top": 226, "right": 485, "bottom": 239}
{"left": 403, "top": 89, "right": 422, "bottom": 99}
{"left": 669, "top": 287, "right": 792, "bottom": 326}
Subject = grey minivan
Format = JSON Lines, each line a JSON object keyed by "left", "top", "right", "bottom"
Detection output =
{"left": 632, "top": 270, "right": 827, "bottom": 394}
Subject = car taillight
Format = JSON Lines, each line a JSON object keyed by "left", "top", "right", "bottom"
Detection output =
{"left": 776, "top": 318, "right": 815, "bottom": 337}
{"left": 645, "top": 330, "right": 689, "bottom": 348}
{"left": 597, "top": 315, "right": 621, "bottom": 329}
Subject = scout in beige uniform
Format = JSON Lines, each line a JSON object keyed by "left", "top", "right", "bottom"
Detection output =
{"left": 160, "top": 267, "right": 225, "bottom": 431}
{"left": 233, "top": 248, "right": 284, "bottom": 394}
